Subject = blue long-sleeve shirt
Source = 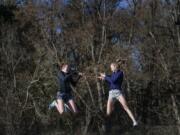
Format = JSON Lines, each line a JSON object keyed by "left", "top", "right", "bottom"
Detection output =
{"left": 105, "top": 70, "right": 124, "bottom": 91}
{"left": 58, "top": 71, "right": 81, "bottom": 94}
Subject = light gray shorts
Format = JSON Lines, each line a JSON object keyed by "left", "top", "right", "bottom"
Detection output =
{"left": 108, "top": 89, "right": 122, "bottom": 100}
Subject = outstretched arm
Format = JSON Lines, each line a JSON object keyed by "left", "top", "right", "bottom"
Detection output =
{"left": 105, "top": 72, "right": 123, "bottom": 83}
{"left": 70, "top": 72, "right": 83, "bottom": 86}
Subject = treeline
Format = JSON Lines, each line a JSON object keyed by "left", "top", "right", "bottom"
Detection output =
{"left": 0, "top": 0, "right": 179, "bottom": 135}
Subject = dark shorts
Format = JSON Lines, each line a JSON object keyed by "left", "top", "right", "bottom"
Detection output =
{"left": 56, "top": 92, "right": 73, "bottom": 103}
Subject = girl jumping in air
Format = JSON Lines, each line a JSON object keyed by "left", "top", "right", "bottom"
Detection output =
{"left": 49, "top": 63, "right": 82, "bottom": 114}
{"left": 98, "top": 62, "right": 138, "bottom": 127}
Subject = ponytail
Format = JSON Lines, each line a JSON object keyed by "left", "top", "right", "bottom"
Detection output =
{"left": 116, "top": 58, "right": 127, "bottom": 69}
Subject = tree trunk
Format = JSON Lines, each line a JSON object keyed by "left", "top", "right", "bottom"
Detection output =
{"left": 171, "top": 94, "right": 180, "bottom": 134}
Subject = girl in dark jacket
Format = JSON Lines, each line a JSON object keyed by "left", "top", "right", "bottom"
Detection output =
{"left": 49, "top": 64, "right": 82, "bottom": 114}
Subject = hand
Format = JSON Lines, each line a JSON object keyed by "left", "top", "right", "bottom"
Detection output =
{"left": 100, "top": 73, "right": 106, "bottom": 78}
{"left": 78, "top": 72, "right": 84, "bottom": 76}
{"left": 98, "top": 76, "right": 105, "bottom": 80}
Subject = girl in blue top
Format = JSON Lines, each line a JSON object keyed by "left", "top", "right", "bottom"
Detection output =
{"left": 99, "top": 62, "right": 138, "bottom": 127}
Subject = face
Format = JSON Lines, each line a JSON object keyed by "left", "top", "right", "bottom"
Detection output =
{"left": 110, "top": 63, "right": 117, "bottom": 72}
{"left": 62, "top": 64, "right": 69, "bottom": 73}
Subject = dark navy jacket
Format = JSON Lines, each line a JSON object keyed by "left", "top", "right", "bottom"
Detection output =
{"left": 105, "top": 70, "right": 124, "bottom": 91}
{"left": 58, "top": 71, "right": 80, "bottom": 94}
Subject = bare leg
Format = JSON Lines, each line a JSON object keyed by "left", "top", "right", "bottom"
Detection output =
{"left": 107, "top": 98, "right": 114, "bottom": 116}
{"left": 67, "top": 99, "right": 78, "bottom": 114}
{"left": 55, "top": 99, "right": 64, "bottom": 115}
{"left": 105, "top": 98, "right": 114, "bottom": 132}
{"left": 118, "top": 95, "right": 137, "bottom": 124}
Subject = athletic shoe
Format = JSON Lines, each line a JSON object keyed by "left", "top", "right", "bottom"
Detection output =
{"left": 48, "top": 100, "right": 56, "bottom": 110}
{"left": 64, "top": 103, "right": 71, "bottom": 112}
{"left": 133, "top": 121, "right": 138, "bottom": 127}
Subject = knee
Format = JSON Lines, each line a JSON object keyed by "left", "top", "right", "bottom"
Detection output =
{"left": 74, "top": 110, "right": 78, "bottom": 114}
{"left": 106, "top": 111, "right": 111, "bottom": 116}
{"left": 59, "top": 110, "right": 64, "bottom": 114}
{"left": 57, "top": 107, "right": 64, "bottom": 114}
